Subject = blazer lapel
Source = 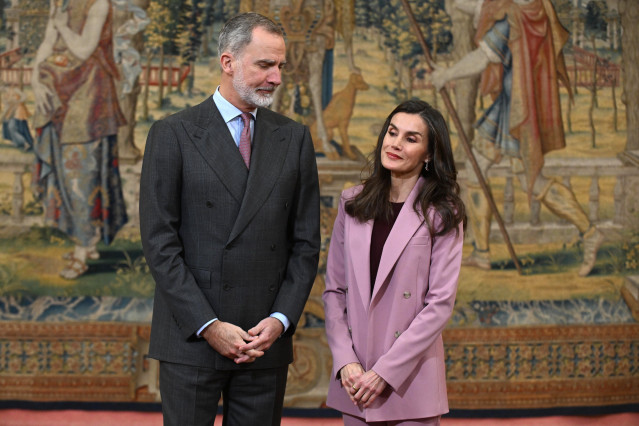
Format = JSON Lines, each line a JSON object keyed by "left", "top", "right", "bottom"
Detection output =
{"left": 371, "top": 177, "right": 426, "bottom": 305}
{"left": 347, "top": 217, "right": 373, "bottom": 313}
{"left": 181, "top": 98, "right": 248, "bottom": 205}
{"left": 227, "top": 109, "right": 290, "bottom": 244}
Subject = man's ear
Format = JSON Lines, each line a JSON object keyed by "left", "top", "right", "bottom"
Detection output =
{"left": 220, "top": 53, "right": 233, "bottom": 74}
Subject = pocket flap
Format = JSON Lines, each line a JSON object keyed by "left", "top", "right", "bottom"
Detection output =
{"left": 190, "top": 267, "right": 211, "bottom": 288}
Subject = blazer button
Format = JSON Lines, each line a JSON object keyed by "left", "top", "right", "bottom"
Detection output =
{"left": 205, "top": 201, "right": 213, "bottom": 208}
{"left": 223, "top": 284, "right": 230, "bottom": 291}
{"left": 270, "top": 244, "right": 276, "bottom": 251}
{"left": 403, "top": 291, "right": 411, "bottom": 299}
{"left": 284, "top": 202, "right": 289, "bottom": 209}
{"left": 394, "top": 331, "right": 401, "bottom": 338}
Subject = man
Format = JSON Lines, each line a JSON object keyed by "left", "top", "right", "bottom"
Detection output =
{"left": 139, "top": 12, "right": 320, "bottom": 426}
{"left": 31, "top": 0, "right": 128, "bottom": 279}
{"left": 431, "top": 0, "right": 603, "bottom": 276}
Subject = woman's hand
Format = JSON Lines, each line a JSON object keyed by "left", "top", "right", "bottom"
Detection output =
{"left": 339, "top": 362, "right": 364, "bottom": 403}
{"left": 351, "top": 369, "right": 387, "bottom": 408}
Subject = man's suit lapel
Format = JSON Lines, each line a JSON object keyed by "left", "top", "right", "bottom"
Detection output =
{"left": 370, "top": 177, "right": 426, "bottom": 306}
{"left": 228, "top": 109, "right": 291, "bottom": 244}
{"left": 180, "top": 98, "right": 248, "bottom": 204}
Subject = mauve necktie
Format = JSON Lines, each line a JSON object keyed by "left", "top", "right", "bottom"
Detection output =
{"left": 239, "top": 112, "right": 252, "bottom": 168}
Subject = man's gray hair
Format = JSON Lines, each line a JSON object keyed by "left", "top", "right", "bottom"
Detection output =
{"left": 218, "top": 12, "right": 284, "bottom": 60}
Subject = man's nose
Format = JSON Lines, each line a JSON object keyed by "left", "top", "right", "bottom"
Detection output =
{"left": 268, "top": 68, "right": 282, "bottom": 86}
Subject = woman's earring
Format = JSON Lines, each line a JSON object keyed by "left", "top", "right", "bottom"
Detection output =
{"left": 424, "top": 161, "right": 429, "bottom": 172}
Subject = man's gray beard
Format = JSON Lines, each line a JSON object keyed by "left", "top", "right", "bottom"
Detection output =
{"left": 233, "top": 68, "right": 274, "bottom": 108}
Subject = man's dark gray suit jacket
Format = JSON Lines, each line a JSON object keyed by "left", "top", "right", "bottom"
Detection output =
{"left": 139, "top": 97, "right": 320, "bottom": 371}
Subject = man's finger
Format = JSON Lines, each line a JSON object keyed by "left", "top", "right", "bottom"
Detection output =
{"left": 247, "top": 323, "right": 265, "bottom": 337}
{"left": 238, "top": 336, "right": 262, "bottom": 352}
{"left": 246, "top": 349, "right": 264, "bottom": 358}
{"left": 234, "top": 348, "right": 264, "bottom": 364}
{"left": 234, "top": 354, "right": 255, "bottom": 364}
{"left": 236, "top": 328, "right": 253, "bottom": 341}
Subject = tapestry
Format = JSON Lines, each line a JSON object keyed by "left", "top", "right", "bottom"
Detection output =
{"left": 0, "top": 0, "right": 637, "bottom": 409}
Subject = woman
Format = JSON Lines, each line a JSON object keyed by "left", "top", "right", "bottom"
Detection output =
{"left": 323, "top": 99, "right": 465, "bottom": 425}
{"left": 31, "top": 0, "right": 127, "bottom": 279}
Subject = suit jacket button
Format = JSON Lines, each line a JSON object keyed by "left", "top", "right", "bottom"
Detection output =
{"left": 403, "top": 291, "right": 411, "bottom": 299}
{"left": 223, "top": 284, "right": 230, "bottom": 291}
{"left": 206, "top": 201, "right": 213, "bottom": 208}
{"left": 284, "top": 202, "right": 289, "bottom": 209}
{"left": 270, "top": 244, "right": 276, "bottom": 251}
{"left": 394, "top": 331, "right": 401, "bottom": 338}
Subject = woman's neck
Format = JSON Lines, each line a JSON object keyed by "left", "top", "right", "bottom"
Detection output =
{"left": 389, "top": 175, "right": 419, "bottom": 203}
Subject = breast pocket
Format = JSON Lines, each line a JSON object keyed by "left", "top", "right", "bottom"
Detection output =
{"left": 399, "top": 235, "right": 432, "bottom": 274}
{"left": 408, "top": 236, "right": 431, "bottom": 246}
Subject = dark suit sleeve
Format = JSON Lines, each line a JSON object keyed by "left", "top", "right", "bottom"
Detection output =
{"left": 270, "top": 125, "right": 320, "bottom": 336}
{"left": 139, "top": 119, "right": 216, "bottom": 339}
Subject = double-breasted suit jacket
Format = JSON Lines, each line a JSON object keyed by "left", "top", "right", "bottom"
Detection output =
{"left": 140, "top": 97, "right": 320, "bottom": 370}
{"left": 323, "top": 178, "right": 463, "bottom": 422}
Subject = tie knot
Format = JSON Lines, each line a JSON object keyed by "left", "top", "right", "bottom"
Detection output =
{"left": 240, "top": 112, "right": 252, "bottom": 126}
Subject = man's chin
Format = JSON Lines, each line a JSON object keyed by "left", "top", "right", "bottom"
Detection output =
{"left": 235, "top": 87, "right": 273, "bottom": 108}
{"left": 252, "top": 94, "right": 274, "bottom": 108}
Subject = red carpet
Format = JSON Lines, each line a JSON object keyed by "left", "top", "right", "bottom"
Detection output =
{"left": 1, "top": 410, "right": 638, "bottom": 425}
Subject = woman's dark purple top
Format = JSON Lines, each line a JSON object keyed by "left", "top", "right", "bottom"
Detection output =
{"left": 370, "top": 202, "right": 404, "bottom": 291}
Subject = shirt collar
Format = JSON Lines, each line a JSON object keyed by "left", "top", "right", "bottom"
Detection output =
{"left": 212, "top": 87, "right": 257, "bottom": 123}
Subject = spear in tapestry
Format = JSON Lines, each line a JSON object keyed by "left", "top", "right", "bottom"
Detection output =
{"left": 399, "top": 0, "right": 523, "bottom": 275}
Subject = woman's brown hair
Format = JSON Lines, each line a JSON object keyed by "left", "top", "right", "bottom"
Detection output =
{"left": 345, "top": 99, "right": 466, "bottom": 237}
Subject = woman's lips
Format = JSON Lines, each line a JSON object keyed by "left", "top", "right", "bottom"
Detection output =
{"left": 386, "top": 152, "right": 401, "bottom": 160}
